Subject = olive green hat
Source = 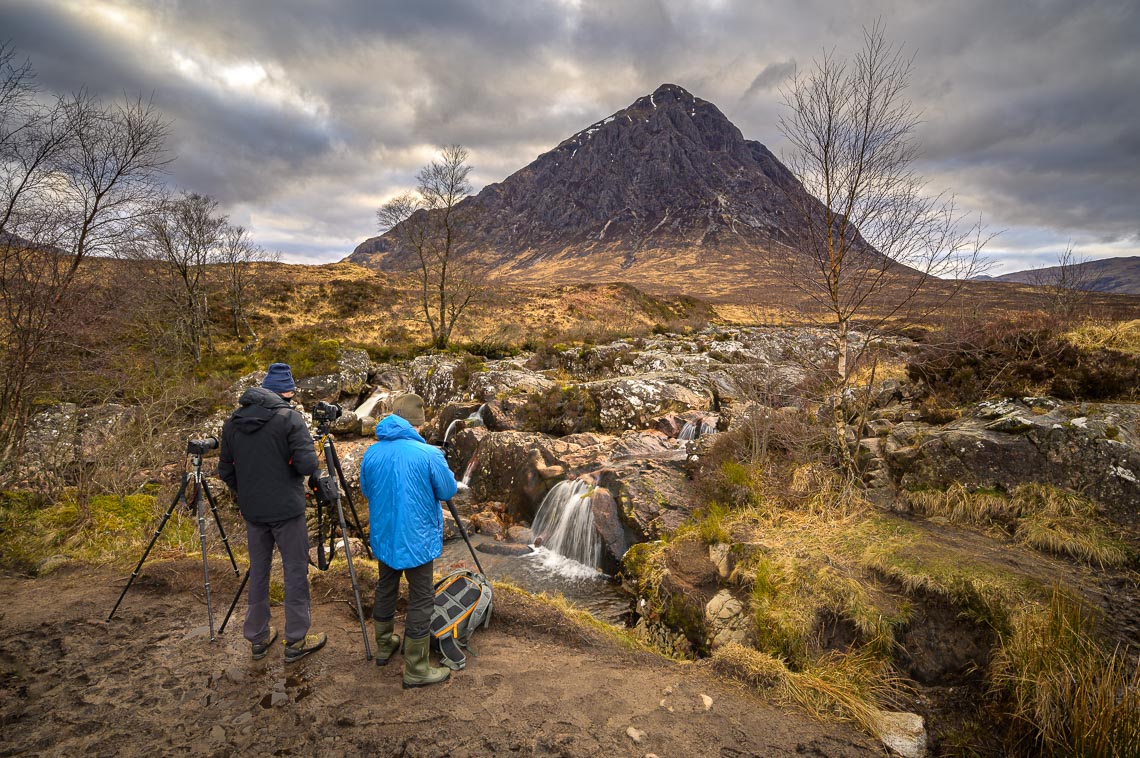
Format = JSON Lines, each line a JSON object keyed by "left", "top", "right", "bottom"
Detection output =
{"left": 391, "top": 393, "right": 426, "bottom": 427}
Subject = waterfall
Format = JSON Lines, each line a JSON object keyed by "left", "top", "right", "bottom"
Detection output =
{"left": 678, "top": 415, "right": 719, "bottom": 443}
{"left": 442, "top": 419, "right": 464, "bottom": 447}
{"left": 530, "top": 479, "right": 602, "bottom": 575}
{"left": 461, "top": 455, "right": 478, "bottom": 487}
{"left": 466, "top": 403, "right": 488, "bottom": 427}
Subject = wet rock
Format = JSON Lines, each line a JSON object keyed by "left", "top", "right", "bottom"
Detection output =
{"left": 475, "top": 542, "right": 533, "bottom": 556}
{"left": 588, "top": 486, "right": 629, "bottom": 573}
{"left": 470, "top": 510, "right": 505, "bottom": 538}
{"left": 506, "top": 526, "right": 533, "bottom": 543}
{"left": 443, "top": 510, "right": 473, "bottom": 541}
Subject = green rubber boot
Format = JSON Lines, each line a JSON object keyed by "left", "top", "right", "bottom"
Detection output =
{"left": 402, "top": 634, "right": 450, "bottom": 689}
{"left": 374, "top": 620, "right": 401, "bottom": 667}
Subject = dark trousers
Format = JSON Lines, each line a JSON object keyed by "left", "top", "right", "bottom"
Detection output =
{"left": 373, "top": 559, "right": 434, "bottom": 640}
{"left": 244, "top": 514, "right": 311, "bottom": 646}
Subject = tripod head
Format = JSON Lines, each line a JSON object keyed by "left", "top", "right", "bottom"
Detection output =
{"left": 185, "top": 436, "right": 218, "bottom": 474}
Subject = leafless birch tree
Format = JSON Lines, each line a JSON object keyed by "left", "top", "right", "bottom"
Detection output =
{"left": 377, "top": 144, "right": 484, "bottom": 350}
{"left": 0, "top": 43, "right": 169, "bottom": 460}
{"left": 777, "top": 23, "right": 988, "bottom": 383}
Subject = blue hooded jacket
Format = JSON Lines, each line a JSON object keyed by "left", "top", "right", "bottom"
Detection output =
{"left": 360, "top": 414, "right": 458, "bottom": 569}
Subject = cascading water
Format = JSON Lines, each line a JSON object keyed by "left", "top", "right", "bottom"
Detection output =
{"left": 529, "top": 479, "right": 603, "bottom": 578}
{"left": 678, "top": 420, "right": 699, "bottom": 441}
{"left": 460, "top": 455, "right": 478, "bottom": 487}
{"left": 466, "top": 403, "right": 488, "bottom": 427}
{"left": 700, "top": 416, "right": 719, "bottom": 436}
{"left": 442, "top": 419, "right": 465, "bottom": 448}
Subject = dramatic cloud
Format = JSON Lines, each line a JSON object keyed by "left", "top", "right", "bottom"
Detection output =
{"left": 2, "top": 0, "right": 1136, "bottom": 271}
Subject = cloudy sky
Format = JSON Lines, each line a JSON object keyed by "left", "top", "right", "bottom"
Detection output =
{"left": 2, "top": 0, "right": 1137, "bottom": 273}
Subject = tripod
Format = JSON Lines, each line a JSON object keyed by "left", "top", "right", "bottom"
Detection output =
{"left": 108, "top": 439, "right": 240, "bottom": 642}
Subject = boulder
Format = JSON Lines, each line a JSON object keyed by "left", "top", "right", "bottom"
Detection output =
{"left": 76, "top": 404, "right": 136, "bottom": 464}
{"left": 885, "top": 400, "right": 1140, "bottom": 524}
{"left": 588, "top": 485, "right": 629, "bottom": 573}
{"left": 586, "top": 374, "right": 708, "bottom": 432}
{"left": 468, "top": 369, "right": 557, "bottom": 402}
{"left": 872, "top": 711, "right": 927, "bottom": 758}
{"left": 704, "top": 590, "right": 752, "bottom": 650}
{"left": 410, "top": 355, "right": 463, "bottom": 408}
{"left": 20, "top": 403, "right": 79, "bottom": 481}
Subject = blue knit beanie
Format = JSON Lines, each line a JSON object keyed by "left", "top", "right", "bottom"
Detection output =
{"left": 261, "top": 363, "right": 296, "bottom": 394}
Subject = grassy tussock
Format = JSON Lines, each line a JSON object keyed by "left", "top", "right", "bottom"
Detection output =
{"left": 710, "top": 643, "right": 907, "bottom": 736}
{"left": 0, "top": 489, "right": 200, "bottom": 573}
{"left": 902, "top": 483, "right": 1132, "bottom": 568}
{"left": 1065, "top": 319, "right": 1140, "bottom": 355}
{"left": 491, "top": 581, "right": 647, "bottom": 652}
{"left": 992, "top": 589, "right": 1140, "bottom": 757}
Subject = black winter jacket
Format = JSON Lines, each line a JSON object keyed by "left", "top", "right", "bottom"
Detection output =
{"left": 218, "top": 387, "right": 320, "bottom": 524}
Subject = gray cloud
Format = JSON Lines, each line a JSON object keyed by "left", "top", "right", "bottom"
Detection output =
{"left": 1, "top": 0, "right": 1136, "bottom": 267}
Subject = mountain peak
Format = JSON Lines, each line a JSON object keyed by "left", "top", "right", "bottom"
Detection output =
{"left": 348, "top": 85, "right": 813, "bottom": 295}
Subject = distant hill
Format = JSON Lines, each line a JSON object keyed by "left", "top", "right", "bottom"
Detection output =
{"left": 988, "top": 256, "right": 1140, "bottom": 295}
{"left": 347, "top": 83, "right": 850, "bottom": 301}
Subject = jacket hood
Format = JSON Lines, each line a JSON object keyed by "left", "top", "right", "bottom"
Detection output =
{"left": 375, "top": 414, "right": 427, "bottom": 443}
{"left": 239, "top": 386, "right": 292, "bottom": 410}
{"left": 231, "top": 386, "right": 292, "bottom": 434}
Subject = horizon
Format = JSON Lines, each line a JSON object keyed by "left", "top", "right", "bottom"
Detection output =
{"left": 3, "top": 0, "right": 1137, "bottom": 276}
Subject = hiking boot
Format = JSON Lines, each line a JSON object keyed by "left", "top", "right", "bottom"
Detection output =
{"left": 284, "top": 632, "right": 327, "bottom": 663}
{"left": 374, "top": 620, "right": 401, "bottom": 666}
{"left": 251, "top": 626, "right": 278, "bottom": 660}
{"left": 403, "top": 634, "right": 450, "bottom": 689}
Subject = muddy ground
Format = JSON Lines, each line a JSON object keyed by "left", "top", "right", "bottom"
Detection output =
{"left": 0, "top": 562, "right": 883, "bottom": 757}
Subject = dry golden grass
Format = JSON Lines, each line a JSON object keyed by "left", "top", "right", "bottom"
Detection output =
{"left": 901, "top": 483, "right": 1131, "bottom": 568}
{"left": 710, "top": 643, "right": 908, "bottom": 737}
{"left": 992, "top": 589, "right": 1140, "bottom": 757}
{"left": 1065, "top": 319, "right": 1140, "bottom": 355}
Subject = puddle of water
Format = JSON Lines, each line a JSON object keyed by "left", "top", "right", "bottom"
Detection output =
{"left": 439, "top": 534, "right": 631, "bottom": 625}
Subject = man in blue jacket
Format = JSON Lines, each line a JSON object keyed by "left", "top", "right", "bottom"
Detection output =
{"left": 219, "top": 363, "right": 326, "bottom": 663}
{"left": 359, "top": 393, "right": 457, "bottom": 688}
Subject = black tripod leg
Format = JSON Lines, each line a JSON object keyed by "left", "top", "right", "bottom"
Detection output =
{"left": 202, "top": 478, "right": 240, "bottom": 577}
{"left": 445, "top": 499, "right": 486, "bottom": 575}
{"left": 108, "top": 475, "right": 189, "bottom": 621}
{"left": 194, "top": 481, "right": 217, "bottom": 641}
{"left": 219, "top": 568, "right": 249, "bottom": 635}
{"left": 331, "top": 492, "right": 372, "bottom": 661}
{"left": 329, "top": 443, "right": 373, "bottom": 560}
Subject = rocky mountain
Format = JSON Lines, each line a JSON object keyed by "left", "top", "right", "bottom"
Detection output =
{"left": 348, "top": 84, "right": 824, "bottom": 298}
{"left": 984, "top": 256, "right": 1140, "bottom": 295}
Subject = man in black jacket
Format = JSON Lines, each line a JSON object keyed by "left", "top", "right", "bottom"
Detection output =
{"left": 219, "top": 363, "right": 326, "bottom": 662}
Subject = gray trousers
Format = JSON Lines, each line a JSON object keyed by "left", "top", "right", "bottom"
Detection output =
{"left": 373, "top": 560, "right": 434, "bottom": 640}
{"left": 244, "top": 514, "right": 311, "bottom": 646}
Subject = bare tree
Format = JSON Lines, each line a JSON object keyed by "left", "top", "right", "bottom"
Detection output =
{"left": 1029, "top": 243, "right": 1092, "bottom": 323}
{"left": 0, "top": 45, "right": 169, "bottom": 461}
{"left": 377, "top": 144, "right": 485, "bottom": 349}
{"left": 134, "top": 192, "right": 225, "bottom": 362}
{"left": 776, "top": 23, "right": 988, "bottom": 383}
{"left": 217, "top": 223, "right": 277, "bottom": 340}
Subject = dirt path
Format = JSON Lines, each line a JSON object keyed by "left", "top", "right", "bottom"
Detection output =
{"left": 0, "top": 563, "right": 882, "bottom": 757}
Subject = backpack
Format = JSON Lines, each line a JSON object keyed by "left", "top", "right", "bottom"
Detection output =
{"left": 430, "top": 569, "right": 493, "bottom": 671}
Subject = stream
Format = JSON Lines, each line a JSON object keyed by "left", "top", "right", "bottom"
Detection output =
{"left": 438, "top": 532, "right": 632, "bottom": 625}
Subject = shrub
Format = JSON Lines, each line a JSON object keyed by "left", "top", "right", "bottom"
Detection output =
{"left": 908, "top": 319, "right": 1140, "bottom": 404}
{"left": 517, "top": 384, "right": 600, "bottom": 435}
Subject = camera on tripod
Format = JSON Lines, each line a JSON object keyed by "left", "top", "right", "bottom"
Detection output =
{"left": 313, "top": 401, "right": 342, "bottom": 424}
{"left": 186, "top": 436, "right": 219, "bottom": 455}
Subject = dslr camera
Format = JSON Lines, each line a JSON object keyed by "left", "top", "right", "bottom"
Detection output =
{"left": 186, "top": 436, "right": 218, "bottom": 456}
{"left": 313, "top": 401, "right": 342, "bottom": 423}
